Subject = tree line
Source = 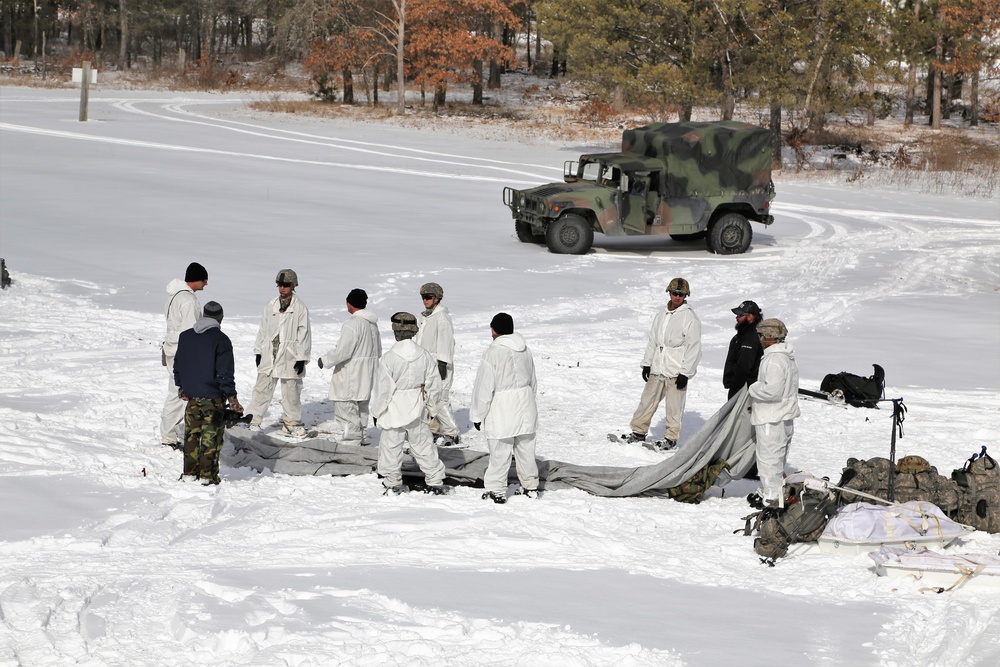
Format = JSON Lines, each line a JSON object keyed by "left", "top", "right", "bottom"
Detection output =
{"left": 2, "top": 0, "right": 997, "bottom": 127}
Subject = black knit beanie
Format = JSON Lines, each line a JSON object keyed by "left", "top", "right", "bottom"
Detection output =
{"left": 185, "top": 262, "right": 208, "bottom": 282}
{"left": 490, "top": 312, "right": 514, "bottom": 336}
{"left": 346, "top": 288, "right": 368, "bottom": 309}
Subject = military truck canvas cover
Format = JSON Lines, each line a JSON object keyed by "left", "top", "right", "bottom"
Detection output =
{"left": 621, "top": 121, "right": 772, "bottom": 198}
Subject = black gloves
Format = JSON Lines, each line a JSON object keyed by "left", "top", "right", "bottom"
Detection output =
{"left": 317, "top": 358, "right": 324, "bottom": 369}
{"left": 675, "top": 374, "right": 689, "bottom": 390}
{"left": 294, "top": 360, "right": 306, "bottom": 375}
{"left": 474, "top": 422, "right": 481, "bottom": 431}
{"left": 438, "top": 360, "right": 448, "bottom": 380}
{"left": 641, "top": 366, "right": 651, "bottom": 383}
{"left": 255, "top": 354, "right": 261, "bottom": 367}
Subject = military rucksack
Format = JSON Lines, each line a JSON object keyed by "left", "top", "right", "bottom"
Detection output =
{"left": 667, "top": 459, "right": 728, "bottom": 504}
{"left": 837, "top": 456, "right": 894, "bottom": 504}
{"left": 820, "top": 364, "right": 884, "bottom": 408}
{"left": 952, "top": 447, "right": 1000, "bottom": 533}
{"left": 892, "top": 455, "right": 962, "bottom": 515}
{"left": 740, "top": 481, "right": 839, "bottom": 565}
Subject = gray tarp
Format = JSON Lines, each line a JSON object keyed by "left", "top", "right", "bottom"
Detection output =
{"left": 223, "top": 388, "right": 756, "bottom": 498}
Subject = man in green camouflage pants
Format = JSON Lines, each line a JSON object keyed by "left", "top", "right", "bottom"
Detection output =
{"left": 174, "top": 301, "right": 242, "bottom": 485}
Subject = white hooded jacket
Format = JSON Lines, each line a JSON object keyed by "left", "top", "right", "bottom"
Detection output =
{"left": 163, "top": 278, "right": 201, "bottom": 357}
{"left": 319, "top": 309, "right": 381, "bottom": 401}
{"left": 415, "top": 304, "right": 455, "bottom": 365}
{"left": 748, "top": 342, "right": 801, "bottom": 425}
{"left": 470, "top": 333, "right": 538, "bottom": 439}
{"left": 640, "top": 302, "right": 702, "bottom": 378}
{"left": 370, "top": 339, "right": 443, "bottom": 429}
{"left": 253, "top": 294, "right": 312, "bottom": 379}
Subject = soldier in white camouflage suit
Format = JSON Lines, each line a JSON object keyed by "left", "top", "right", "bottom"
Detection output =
{"left": 247, "top": 269, "right": 312, "bottom": 437}
{"left": 159, "top": 262, "right": 207, "bottom": 449}
{"left": 415, "top": 282, "right": 461, "bottom": 446}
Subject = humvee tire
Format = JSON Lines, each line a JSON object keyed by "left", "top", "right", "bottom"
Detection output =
{"left": 546, "top": 214, "right": 594, "bottom": 254}
{"left": 515, "top": 221, "right": 545, "bottom": 244}
{"left": 707, "top": 213, "right": 752, "bottom": 255}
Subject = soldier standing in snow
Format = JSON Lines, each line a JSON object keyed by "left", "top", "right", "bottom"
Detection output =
{"left": 370, "top": 312, "right": 449, "bottom": 496}
{"left": 173, "top": 301, "right": 242, "bottom": 485}
{"left": 246, "top": 269, "right": 312, "bottom": 437}
{"left": 470, "top": 313, "right": 539, "bottom": 504}
{"left": 622, "top": 278, "right": 702, "bottom": 451}
{"left": 317, "top": 288, "right": 381, "bottom": 446}
{"left": 415, "top": 282, "right": 461, "bottom": 446}
{"left": 159, "top": 262, "right": 207, "bottom": 449}
{"left": 723, "top": 300, "right": 764, "bottom": 399}
{"left": 748, "top": 318, "right": 800, "bottom": 508}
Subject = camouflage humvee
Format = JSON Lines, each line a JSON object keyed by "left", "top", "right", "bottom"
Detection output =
{"left": 502, "top": 121, "right": 775, "bottom": 254}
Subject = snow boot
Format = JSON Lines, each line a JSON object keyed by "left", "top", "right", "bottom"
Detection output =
{"left": 514, "top": 487, "right": 539, "bottom": 499}
{"left": 425, "top": 485, "right": 452, "bottom": 496}
{"left": 384, "top": 484, "right": 409, "bottom": 495}
{"left": 482, "top": 491, "right": 507, "bottom": 504}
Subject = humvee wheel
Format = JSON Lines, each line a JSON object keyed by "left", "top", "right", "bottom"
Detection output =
{"left": 707, "top": 213, "right": 752, "bottom": 255}
{"left": 515, "top": 221, "right": 545, "bottom": 244}
{"left": 546, "top": 214, "right": 594, "bottom": 254}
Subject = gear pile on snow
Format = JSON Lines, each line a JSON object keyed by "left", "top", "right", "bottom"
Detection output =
{"left": 739, "top": 478, "right": 839, "bottom": 565}
{"left": 952, "top": 447, "right": 1000, "bottom": 533}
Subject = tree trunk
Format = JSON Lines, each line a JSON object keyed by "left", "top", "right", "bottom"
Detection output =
{"left": 396, "top": 0, "right": 406, "bottom": 115}
{"left": 472, "top": 59, "right": 483, "bottom": 105}
{"left": 373, "top": 64, "right": 379, "bottom": 105}
{"left": 770, "top": 102, "right": 782, "bottom": 171}
{"left": 930, "top": 28, "right": 942, "bottom": 129}
{"left": 866, "top": 74, "right": 875, "bottom": 127}
{"left": 343, "top": 66, "right": 354, "bottom": 105}
{"left": 433, "top": 85, "right": 446, "bottom": 111}
{"left": 970, "top": 69, "right": 979, "bottom": 127}
{"left": 903, "top": 0, "right": 922, "bottom": 127}
{"left": 119, "top": 0, "right": 129, "bottom": 70}
{"left": 680, "top": 105, "right": 692, "bottom": 122}
{"left": 720, "top": 50, "right": 734, "bottom": 121}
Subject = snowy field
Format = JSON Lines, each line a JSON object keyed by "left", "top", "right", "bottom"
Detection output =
{"left": 1, "top": 88, "right": 999, "bottom": 666}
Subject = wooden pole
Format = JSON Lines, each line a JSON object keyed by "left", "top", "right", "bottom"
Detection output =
{"left": 79, "top": 61, "right": 91, "bottom": 122}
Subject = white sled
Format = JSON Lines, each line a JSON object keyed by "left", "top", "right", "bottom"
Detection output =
{"left": 817, "top": 501, "right": 971, "bottom": 556}
{"left": 870, "top": 547, "right": 1000, "bottom": 590}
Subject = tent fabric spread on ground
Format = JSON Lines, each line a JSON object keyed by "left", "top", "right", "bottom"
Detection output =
{"left": 225, "top": 389, "right": 757, "bottom": 498}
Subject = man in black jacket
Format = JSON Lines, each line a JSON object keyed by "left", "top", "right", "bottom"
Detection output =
{"left": 173, "top": 301, "right": 242, "bottom": 484}
{"left": 723, "top": 300, "right": 764, "bottom": 399}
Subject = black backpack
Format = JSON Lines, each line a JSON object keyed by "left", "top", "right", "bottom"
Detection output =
{"left": 820, "top": 364, "right": 884, "bottom": 408}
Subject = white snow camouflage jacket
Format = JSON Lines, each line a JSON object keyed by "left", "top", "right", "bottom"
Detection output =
{"left": 162, "top": 278, "right": 201, "bottom": 358}
{"left": 319, "top": 309, "right": 381, "bottom": 401}
{"left": 640, "top": 302, "right": 702, "bottom": 379}
{"left": 370, "top": 339, "right": 443, "bottom": 429}
{"left": 253, "top": 294, "right": 312, "bottom": 379}
{"left": 748, "top": 342, "right": 801, "bottom": 425}
{"left": 470, "top": 333, "right": 538, "bottom": 439}
{"left": 415, "top": 304, "right": 455, "bottom": 366}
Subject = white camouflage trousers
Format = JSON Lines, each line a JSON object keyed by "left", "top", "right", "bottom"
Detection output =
{"left": 484, "top": 433, "right": 539, "bottom": 495}
{"left": 754, "top": 420, "right": 795, "bottom": 506}
{"left": 159, "top": 355, "right": 185, "bottom": 444}
{"left": 246, "top": 374, "right": 303, "bottom": 427}
{"left": 377, "top": 417, "right": 446, "bottom": 488}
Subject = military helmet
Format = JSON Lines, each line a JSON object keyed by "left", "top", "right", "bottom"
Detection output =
{"left": 275, "top": 269, "right": 299, "bottom": 287}
{"left": 666, "top": 278, "right": 690, "bottom": 297}
{"left": 757, "top": 318, "right": 788, "bottom": 340}
{"left": 897, "top": 455, "right": 932, "bottom": 475}
{"left": 390, "top": 311, "right": 419, "bottom": 339}
{"left": 419, "top": 282, "right": 444, "bottom": 299}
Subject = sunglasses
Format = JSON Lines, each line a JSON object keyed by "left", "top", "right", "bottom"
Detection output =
{"left": 670, "top": 291, "right": 686, "bottom": 297}
{"left": 276, "top": 282, "right": 293, "bottom": 288}
{"left": 421, "top": 294, "right": 436, "bottom": 300}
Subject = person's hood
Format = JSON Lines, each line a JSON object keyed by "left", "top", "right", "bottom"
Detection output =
{"left": 494, "top": 332, "right": 527, "bottom": 352}
{"left": 354, "top": 308, "right": 378, "bottom": 324}
{"left": 166, "top": 278, "right": 192, "bottom": 296}
{"left": 764, "top": 341, "right": 795, "bottom": 360}
{"left": 192, "top": 317, "right": 221, "bottom": 334}
{"left": 391, "top": 338, "right": 424, "bottom": 361}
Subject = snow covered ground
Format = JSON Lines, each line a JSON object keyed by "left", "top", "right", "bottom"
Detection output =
{"left": 1, "top": 88, "right": 999, "bottom": 666}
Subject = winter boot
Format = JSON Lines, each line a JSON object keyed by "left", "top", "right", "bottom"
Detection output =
{"left": 482, "top": 491, "right": 507, "bottom": 504}
{"left": 515, "top": 487, "right": 539, "bottom": 499}
{"left": 622, "top": 432, "right": 646, "bottom": 444}
{"left": 384, "top": 484, "right": 410, "bottom": 495}
{"left": 425, "top": 485, "right": 451, "bottom": 496}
